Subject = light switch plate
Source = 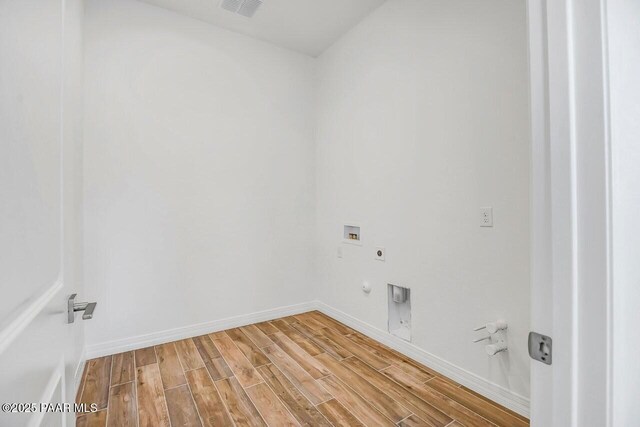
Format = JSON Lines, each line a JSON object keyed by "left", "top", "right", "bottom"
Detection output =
{"left": 375, "top": 247, "right": 385, "bottom": 261}
{"left": 480, "top": 207, "right": 493, "bottom": 227}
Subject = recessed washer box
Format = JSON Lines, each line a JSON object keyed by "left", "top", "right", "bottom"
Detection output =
{"left": 343, "top": 224, "right": 361, "bottom": 245}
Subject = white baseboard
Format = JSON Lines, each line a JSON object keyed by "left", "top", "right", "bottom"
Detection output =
{"left": 85, "top": 301, "right": 315, "bottom": 359}
{"left": 314, "top": 301, "right": 530, "bottom": 418}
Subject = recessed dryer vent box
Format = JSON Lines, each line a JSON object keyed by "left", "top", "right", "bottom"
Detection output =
{"left": 388, "top": 284, "right": 411, "bottom": 342}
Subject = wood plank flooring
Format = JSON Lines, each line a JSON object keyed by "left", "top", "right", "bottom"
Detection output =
{"left": 76, "top": 311, "right": 529, "bottom": 427}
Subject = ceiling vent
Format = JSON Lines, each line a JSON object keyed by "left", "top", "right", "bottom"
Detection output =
{"left": 220, "top": 0, "right": 263, "bottom": 17}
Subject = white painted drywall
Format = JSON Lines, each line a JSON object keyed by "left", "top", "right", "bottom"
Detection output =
{"left": 83, "top": 0, "right": 531, "bottom": 405}
{"left": 314, "top": 0, "right": 531, "bottom": 399}
{"left": 609, "top": 0, "right": 640, "bottom": 424}
{"left": 137, "top": 0, "right": 386, "bottom": 57}
{"left": 83, "top": 0, "right": 316, "bottom": 346}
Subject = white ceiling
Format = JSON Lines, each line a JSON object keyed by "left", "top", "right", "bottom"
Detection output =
{"left": 137, "top": 0, "right": 386, "bottom": 57}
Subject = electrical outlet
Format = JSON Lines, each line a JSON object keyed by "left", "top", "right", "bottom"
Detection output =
{"left": 480, "top": 207, "right": 493, "bottom": 227}
{"left": 375, "top": 247, "right": 385, "bottom": 261}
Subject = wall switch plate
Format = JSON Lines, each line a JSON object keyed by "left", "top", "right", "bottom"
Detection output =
{"left": 337, "top": 246, "right": 343, "bottom": 258}
{"left": 480, "top": 207, "right": 493, "bottom": 227}
{"left": 375, "top": 247, "right": 385, "bottom": 261}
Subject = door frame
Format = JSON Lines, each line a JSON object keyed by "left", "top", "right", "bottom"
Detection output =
{"left": 528, "top": 0, "right": 613, "bottom": 425}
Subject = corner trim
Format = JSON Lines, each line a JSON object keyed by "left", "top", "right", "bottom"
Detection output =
{"left": 85, "top": 301, "right": 315, "bottom": 359}
{"left": 315, "top": 301, "right": 530, "bottom": 418}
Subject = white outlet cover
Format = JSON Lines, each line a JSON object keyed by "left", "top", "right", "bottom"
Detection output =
{"left": 337, "top": 246, "right": 343, "bottom": 258}
{"left": 375, "top": 247, "right": 385, "bottom": 261}
{"left": 480, "top": 207, "right": 493, "bottom": 227}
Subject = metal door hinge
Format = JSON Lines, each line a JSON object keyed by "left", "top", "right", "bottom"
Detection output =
{"left": 528, "top": 331, "right": 552, "bottom": 365}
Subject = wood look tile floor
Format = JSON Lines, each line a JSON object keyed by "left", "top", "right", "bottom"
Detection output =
{"left": 76, "top": 311, "right": 529, "bottom": 427}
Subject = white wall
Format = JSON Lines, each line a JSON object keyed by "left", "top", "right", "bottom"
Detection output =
{"left": 314, "top": 0, "right": 530, "bottom": 400}
{"left": 83, "top": 0, "right": 316, "bottom": 347}
{"left": 609, "top": 0, "right": 640, "bottom": 424}
{"left": 83, "top": 0, "right": 532, "bottom": 409}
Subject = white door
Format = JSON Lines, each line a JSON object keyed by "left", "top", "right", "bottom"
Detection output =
{"left": 0, "top": 0, "right": 85, "bottom": 426}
